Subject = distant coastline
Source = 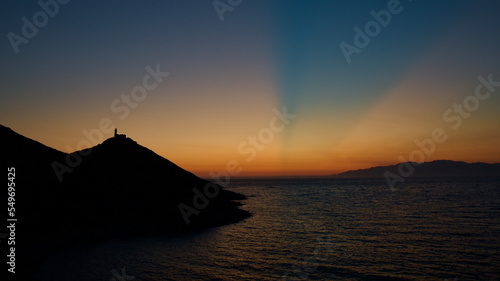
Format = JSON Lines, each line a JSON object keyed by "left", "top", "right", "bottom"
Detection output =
{"left": 332, "top": 160, "right": 500, "bottom": 178}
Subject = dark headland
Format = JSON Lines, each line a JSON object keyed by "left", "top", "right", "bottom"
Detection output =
{"left": 0, "top": 124, "right": 251, "bottom": 273}
{"left": 332, "top": 160, "right": 500, "bottom": 178}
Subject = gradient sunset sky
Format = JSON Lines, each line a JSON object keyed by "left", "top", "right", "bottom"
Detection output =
{"left": 1, "top": 0, "right": 500, "bottom": 177}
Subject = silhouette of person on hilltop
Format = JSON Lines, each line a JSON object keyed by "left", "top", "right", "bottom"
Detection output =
{"left": 114, "top": 128, "right": 117, "bottom": 137}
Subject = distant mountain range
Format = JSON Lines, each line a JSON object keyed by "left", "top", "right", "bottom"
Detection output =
{"left": 332, "top": 160, "right": 500, "bottom": 178}
{"left": 0, "top": 124, "right": 250, "bottom": 273}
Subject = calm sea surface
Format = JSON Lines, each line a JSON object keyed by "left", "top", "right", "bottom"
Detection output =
{"left": 33, "top": 178, "right": 500, "bottom": 280}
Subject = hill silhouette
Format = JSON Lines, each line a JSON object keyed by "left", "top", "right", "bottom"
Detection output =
{"left": 0, "top": 124, "right": 250, "bottom": 272}
{"left": 332, "top": 160, "right": 500, "bottom": 178}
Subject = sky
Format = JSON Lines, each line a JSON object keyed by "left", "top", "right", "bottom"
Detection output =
{"left": 1, "top": 0, "right": 500, "bottom": 177}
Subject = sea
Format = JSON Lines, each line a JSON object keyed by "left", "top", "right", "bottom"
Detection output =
{"left": 32, "top": 177, "right": 500, "bottom": 281}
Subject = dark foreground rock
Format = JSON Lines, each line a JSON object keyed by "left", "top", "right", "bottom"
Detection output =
{"left": 0, "top": 125, "right": 251, "bottom": 272}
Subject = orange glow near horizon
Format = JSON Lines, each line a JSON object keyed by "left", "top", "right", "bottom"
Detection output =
{"left": 6, "top": 66, "right": 500, "bottom": 179}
